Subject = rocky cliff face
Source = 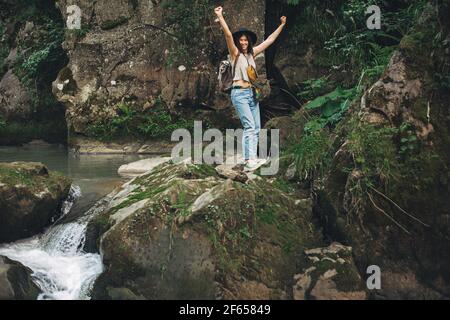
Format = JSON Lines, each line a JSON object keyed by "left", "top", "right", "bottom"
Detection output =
{"left": 0, "top": 0, "right": 68, "bottom": 145}
{"left": 51, "top": 0, "right": 268, "bottom": 150}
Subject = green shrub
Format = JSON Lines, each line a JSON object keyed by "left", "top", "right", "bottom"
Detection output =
{"left": 303, "top": 86, "right": 359, "bottom": 134}
{"left": 85, "top": 99, "right": 194, "bottom": 141}
{"left": 288, "top": 0, "right": 427, "bottom": 76}
{"left": 287, "top": 129, "right": 333, "bottom": 180}
{"left": 296, "top": 76, "right": 330, "bottom": 101}
{"left": 15, "top": 18, "right": 64, "bottom": 81}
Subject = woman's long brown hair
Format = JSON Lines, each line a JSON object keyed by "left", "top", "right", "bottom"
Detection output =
{"left": 233, "top": 33, "right": 254, "bottom": 56}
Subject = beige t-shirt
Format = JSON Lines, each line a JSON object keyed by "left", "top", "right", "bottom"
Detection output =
{"left": 231, "top": 52, "right": 257, "bottom": 83}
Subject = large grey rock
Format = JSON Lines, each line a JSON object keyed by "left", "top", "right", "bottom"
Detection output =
{"left": 0, "top": 255, "right": 41, "bottom": 300}
{"left": 117, "top": 157, "right": 172, "bottom": 177}
{"left": 88, "top": 161, "right": 322, "bottom": 299}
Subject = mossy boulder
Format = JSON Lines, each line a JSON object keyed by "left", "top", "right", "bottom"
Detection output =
{"left": 0, "top": 161, "right": 72, "bottom": 243}
{"left": 0, "top": 255, "right": 41, "bottom": 300}
{"left": 89, "top": 160, "right": 322, "bottom": 299}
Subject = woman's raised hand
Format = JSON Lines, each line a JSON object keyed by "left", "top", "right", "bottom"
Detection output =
{"left": 280, "top": 16, "right": 287, "bottom": 25}
{"left": 214, "top": 6, "right": 223, "bottom": 18}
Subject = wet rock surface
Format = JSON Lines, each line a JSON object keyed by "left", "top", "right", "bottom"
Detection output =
{"left": 0, "top": 255, "right": 41, "bottom": 300}
{"left": 0, "top": 162, "right": 72, "bottom": 243}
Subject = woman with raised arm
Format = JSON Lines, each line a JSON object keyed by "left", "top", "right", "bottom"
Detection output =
{"left": 214, "top": 5, "right": 286, "bottom": 171}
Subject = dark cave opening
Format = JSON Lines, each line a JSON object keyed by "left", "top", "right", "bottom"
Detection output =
{"left": 261, "top": 0, "right": 303, "bottom": 125}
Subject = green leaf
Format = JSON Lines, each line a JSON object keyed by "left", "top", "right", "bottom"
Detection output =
{"left": 305, "top": 95, "right": 329, "bottom": 110}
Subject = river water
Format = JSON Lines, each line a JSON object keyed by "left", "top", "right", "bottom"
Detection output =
{"left": 0, "top": 143, "right": 148, "bottom": 300}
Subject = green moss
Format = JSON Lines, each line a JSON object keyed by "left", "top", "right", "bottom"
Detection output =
{"left": 332, "top": 263, "right": 364, "bottom": 292}
{"left": 181, "top": 163, "right": 218, "bottom": 179}
{"left": 310, "top": 257, "right": 363, "bottom": 293}
{"left": 1, "top": 3, "right": 67, "bottom": 143}
{"left": 256, "top": 208, "right": 277, "bottom": 225}
{"left": 111, "top": 184, "right": 171, "bottom": 213}
{"left": 0, "top": 163, "right": 71, "bottom": 193}
{"left": 271, "top": 177, "right": 297, "bottom": 194}
{"left": 110, "top": 162, "right": 218, "bottom": 217}
{"left": 198, "top": 178, "right": 321, "bottom": 278}
{"left": 66, "top": 24, "right": 90, "bottom": 38}
{"left": 90, "top": 211, "right": 114, "bottom": 239}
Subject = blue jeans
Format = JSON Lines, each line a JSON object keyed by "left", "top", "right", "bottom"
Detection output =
{"left": 231, "top": 87, "right": 261, "bottom": 160}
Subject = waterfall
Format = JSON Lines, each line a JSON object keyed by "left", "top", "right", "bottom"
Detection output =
{"left": 0, "top": 185, "right": 107, "bottom": 300}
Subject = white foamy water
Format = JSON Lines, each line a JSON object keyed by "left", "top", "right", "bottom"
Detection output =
{"left": 0, "top": 185, "right": 106, "bottom": 300}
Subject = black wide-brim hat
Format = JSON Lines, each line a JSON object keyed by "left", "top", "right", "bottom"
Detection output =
{"left": 232, "top": 27, "right": 257, "bottom": 45}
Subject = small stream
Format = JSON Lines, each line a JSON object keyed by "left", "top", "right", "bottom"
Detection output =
{"left": 0, "top": 143, "right": 150, "bottom": 300}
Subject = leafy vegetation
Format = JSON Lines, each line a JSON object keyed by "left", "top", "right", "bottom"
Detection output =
{"left": 344, "top": 115, "right": 399, "bottom": 196}
{"left": 303, "top": 86, "right": 359, "bottom": 134}
{"left": 288, "top": 0, "right": 427, "bottom": 77}
{"left": 85, "top": 98, "right": 194, "bottom": 141}
{"left": 286, "top": 129, "right": 333, "bottom": 180}
{"left": 14, "top": 17, "right": 65, "bottom": 87}
{"left": 284, "top": 1, "right": 430, "bottom": 185}
{"left": 296, "top": 76, "right": 330, "bottom": 101}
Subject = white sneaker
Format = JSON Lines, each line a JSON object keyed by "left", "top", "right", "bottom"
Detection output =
{"left": 224, "top": 155, "right": 246, "bottom": 166}
{"left": 244, "top": 158, "right": 268, "bottom": 171}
